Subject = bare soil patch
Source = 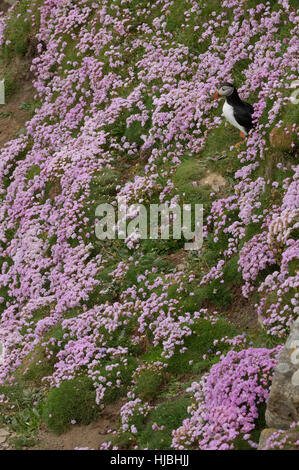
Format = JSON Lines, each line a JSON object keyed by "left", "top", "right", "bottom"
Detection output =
{"left": 0, "top": 1, "right": 9, "bottom": 13}
{"left": 163, "top": 248, "right": 188, "bottom": 270}
{"left": 226, "top": 286, "right": 258, "bottom": 331}
{"left": 199, "top": 171, "right": 226, "bottom": 192}
{"left": 0, "top": 80, "right": 33, "bottom": 147}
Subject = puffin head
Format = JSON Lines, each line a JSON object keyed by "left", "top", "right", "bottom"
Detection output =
{"left": 214, "top": 82, "right": 235, "bottom": 99}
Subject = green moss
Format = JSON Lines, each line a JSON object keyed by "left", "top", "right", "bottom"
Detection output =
{"left": 134, "top": 368, "right": 167, "bottom": 402}
{"left": 3, "top": 71, "right": 19, "bottom": 98}
{"left": 173, "top": 159, "right": 205, "bottom": 187}
{"left": 140, "top": 346, "right": 164, "bottom": 364}
{"left": 26, "top": 165, "right": 41, "bottom": 183}
{"left": 187, "top": 281, "right": 233, "bottom": 309}
{"left": 42, "top": 376, "right": 99, "bottom": 434}
{"left": 223, "top": 255, "right": 242, "bottom": 285}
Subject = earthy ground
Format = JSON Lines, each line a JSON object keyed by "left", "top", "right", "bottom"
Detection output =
{"left": 198, "top": 171, "right": 226, "bottom": 192}
{"left": 0, "top": 80, "right": 33, "bottom": 146}
{"left": 226, "top": 287, "right": 259, "bottom": 333}
{"left": 0, "top": 1, "right": 9, "bottom": 13}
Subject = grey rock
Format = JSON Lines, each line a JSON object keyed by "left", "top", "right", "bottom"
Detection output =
{"left": 258, "top": 428, "right": 299, "bottom": 450}
{"left": 265, "top": 321, "right": 299, "bottom": 430}
{"left": 276, "top": 362, "right": 291, "bottom": 374}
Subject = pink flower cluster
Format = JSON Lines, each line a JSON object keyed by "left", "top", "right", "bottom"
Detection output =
{"left": 172, "top": 347, "right": 281, "bottom": 450}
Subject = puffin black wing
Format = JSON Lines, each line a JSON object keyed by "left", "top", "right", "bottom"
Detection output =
{"left": 233, "top": 102, "right": 254, "bottom": 132}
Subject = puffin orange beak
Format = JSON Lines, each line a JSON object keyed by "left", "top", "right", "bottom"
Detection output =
{"left": 214, "top": 90, "right": 219, "bottom": 100}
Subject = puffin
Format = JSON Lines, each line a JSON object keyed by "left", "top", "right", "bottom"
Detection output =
{"left": 214, "top": 82, "right": 254, "bottom": 140}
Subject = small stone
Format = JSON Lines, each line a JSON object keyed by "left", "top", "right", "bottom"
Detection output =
{"left": 177, "top": 263, "right": 186, "bottom": 271}
{"left": 258, "top": 428, "right": 275, "bottom": 450}
{"left": 277, "top": 362, "right": 290, "bottom": 374}
{"left": 257, "top": 315, "right": 264, "bottom": 328}
{"left": 0, "top": 429, "right": 9, "bottom": 444}
{"left": 265, "top": 320, "right": 299, "bottom": 429}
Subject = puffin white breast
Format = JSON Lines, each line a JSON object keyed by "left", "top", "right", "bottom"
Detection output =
{"left": 222, "top": 101, "right": 247, "bottom": 135}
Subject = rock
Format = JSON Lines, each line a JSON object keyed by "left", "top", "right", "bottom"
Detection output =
{"left": 258, "top": 428, "right": 299, "bottom": 450}
{"left": 265, "top": 318, "right": 299, "bottom": 429}
{"left": 257, "top": 314, "right": 264, "bottom": 328}
{"left": 269, "top": 124, "right": 297, "bottom": 151}
{"left": 0, "top": 429, "right": 10, "bottom": 444}
{"left": 258, "top": 428, "right": 275, "bottom": 449}
{"left": 177, "top": 263, "right": 186, "bottom": 271}
{"left": 259, "top": 320, "right": 299, "bottom": 449}
{"left": 198, "top": 171, "right": 226, "bottom": 191}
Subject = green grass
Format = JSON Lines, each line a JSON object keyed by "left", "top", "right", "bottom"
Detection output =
{"left": 0, "top": 0, "right": 40, "bottom": 61}
{"left": 3, "top": 70, "right": 19, "bottom": 98}
{"left": 173, "top": 159, "right": 205, "bottom": 187}
{"left": 166, "top": 319, "right": 239, "bottom": 375}
{"left": 137, "top": 397, "right": 191, "bottom": 450}
{"left": 100, "top": 357, "right": 139, "bottom": 404}
{"left": 20, "top": 344, "right": 55, "bottom": 386}
{"left": 133, "top": 365, "right": 168, "bottom": 402}
{"left": 26, "top": 165, "right": 41, "bottom": 183}
{"left": 200, "top": 122, "right": 241, "bottom": 173}
{"left": 0, "top": 383, "right": 44, "bottom": 448}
